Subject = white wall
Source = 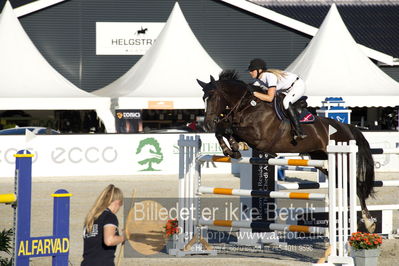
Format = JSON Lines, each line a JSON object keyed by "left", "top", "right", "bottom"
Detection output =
{"left": 363, "top": 131, "right": 399, "bottom": 172}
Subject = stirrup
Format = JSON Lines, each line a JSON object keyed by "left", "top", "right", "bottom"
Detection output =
{"left": 294, "top": 134, "right": 308, "bottom": 140}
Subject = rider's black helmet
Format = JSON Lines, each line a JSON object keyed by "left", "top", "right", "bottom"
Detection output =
{"left": 247, "top": 58, "right": 267, "bottom": 71}
{"left": 248, "top": 58, "right": 267, "bottom": 71}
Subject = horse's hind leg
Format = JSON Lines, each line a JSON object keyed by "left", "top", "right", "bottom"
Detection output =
{"left": 358, "top": 195, "right": 376, "bottom": 233}
{"left": 310, "top": 150, "right": 376, "bottom": 232}
{"left": 309, "top": 151, "right": 328, "bottom": 176}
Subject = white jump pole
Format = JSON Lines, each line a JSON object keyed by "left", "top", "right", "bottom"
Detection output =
{"left": 328, "top": 140, "right": 337, "bottom": 258}
{"left": 177, "top": 135, "right": 185, "bottom": 249}
{"left": 193, "top": 135, "right": 201, "bottom": 246}
{"left": 349, "top": 140, "right": 358, "bottom": 234}
{"left": 342, "top": 146, "right": 349, "bottom": 257}
{"left": 337, "top": 142, "right": 344, "bottom": 257}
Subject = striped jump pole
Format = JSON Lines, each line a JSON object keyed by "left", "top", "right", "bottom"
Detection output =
{"left": 199, "top": 186, "right": 327, "bottom": 200}
{"left": 268, "top": 158, "right": 326, "bottom": 168}
{"left": 371, "top": 148, "right": 399, "bottom": 154}
{"left": 0, "top": 193, "right": 16, "bottom": 204}
{"left": 373, "top": 180, "right": 399, "bottom": 187}
{"left": 278, "top": 182, "right": 329, "bottom": 190}
{"left": 198, "top": 155, "right": 269, "bottom": 165}
{"left": 199, "top": 219, "right": 327, "bottom": 234}
{"left": 279, "top": 165, "right": 317, "bottom": 172}
{"left": 277, "top": 162, "right": 326, "bottom": 183}
{"left": 198, "top": 155, "right": 327, "bottom": 168}
{"left": 277, "top": 180, "right": 399, "bottom": 190}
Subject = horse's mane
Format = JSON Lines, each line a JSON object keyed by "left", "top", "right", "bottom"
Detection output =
{"left": 219, "top": 70, "right": 239, "bottom": 80}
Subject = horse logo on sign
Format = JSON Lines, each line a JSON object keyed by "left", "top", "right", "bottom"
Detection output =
{"left": 136, "top": 26, "right": 148, "bottom": 35}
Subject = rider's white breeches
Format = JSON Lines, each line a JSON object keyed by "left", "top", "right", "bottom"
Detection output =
{"left": 282, "top": 78, "right": 306, "bottom": 109}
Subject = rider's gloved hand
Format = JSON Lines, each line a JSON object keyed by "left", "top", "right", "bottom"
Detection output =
{"left": 247, "top": 86, "right": 255, "bottom": 95}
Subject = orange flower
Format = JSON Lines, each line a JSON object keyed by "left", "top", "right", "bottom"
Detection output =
{"left": 348, "top": 232, "right": 383, "bottom": 250}
{"left": 164, "top": 219, "right": 179, "bottom": 238}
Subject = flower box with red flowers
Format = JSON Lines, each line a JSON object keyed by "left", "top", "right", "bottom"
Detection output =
{"left": 349, "top": 232, "right": 382, "bottom": 250}
{"left": 164, "top": 219, "right": 179, "bottom": 239}
{"left": 349, "top": 232, "right": 382, "bottom": 266}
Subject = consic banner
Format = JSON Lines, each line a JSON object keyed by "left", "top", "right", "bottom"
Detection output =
{"left": 96, "top": 22, "right": 165, "bottom": 55}
{"left": 115, "top": 109, "right": 142, "bottom": 133}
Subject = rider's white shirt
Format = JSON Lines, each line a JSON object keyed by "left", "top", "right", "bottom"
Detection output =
{"left": 253, "top": 71, "right": 298, "bottom": 91}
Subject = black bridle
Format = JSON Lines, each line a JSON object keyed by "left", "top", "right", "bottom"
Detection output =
{"left": 210, "top": 88, "right": 249, "bottom": 126}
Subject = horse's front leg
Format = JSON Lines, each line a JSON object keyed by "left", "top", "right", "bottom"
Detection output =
{"left": 216, "top": 134, "right": 241, "bottom": 159}
{"left": 215, "top": 133, "right": 234, "bottom": 157}
{"left": 215, "top": 122, "right": 242, "bottom": 159}
{"left": 226, "top": 135, "right": 241, "bottom": 159}
{"left": 221, "top": 125, "right": 241, "bottom": 158}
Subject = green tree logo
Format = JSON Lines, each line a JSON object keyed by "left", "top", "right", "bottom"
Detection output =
{"left": 136, "top": 138, "right": 163, "bottom": 171}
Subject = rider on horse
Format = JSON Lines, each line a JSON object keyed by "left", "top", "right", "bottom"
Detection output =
{"left": 247, "top": 58, "right": 307, "bottom": 140}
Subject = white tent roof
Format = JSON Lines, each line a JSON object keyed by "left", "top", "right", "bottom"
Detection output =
{"left": 0, "top": 1, "right": 115, "bottom": 132}
{"left": 94, "top": 2, "right": 222, "bottom": 109}
{"left": 286, "top": 4, "right": 399, "bottom": 107}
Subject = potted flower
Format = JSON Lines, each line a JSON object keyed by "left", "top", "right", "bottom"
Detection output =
{"left": 349, "top": 232, "right": 382, "bottom": 266}
{"left": 164, "top": 219, "right": 179, "bottom": 252}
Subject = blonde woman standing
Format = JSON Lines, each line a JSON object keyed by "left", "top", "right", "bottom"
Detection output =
{"left": 81, "top": 185, "right": 126, "bottom": 266}
{"left": 247, "top": 58, "right": 307, "bottom": 140}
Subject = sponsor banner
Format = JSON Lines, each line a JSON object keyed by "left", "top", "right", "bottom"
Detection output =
{"left": 115, "top": 109, "right": 142, "bottom": 133}
{"left": 296, "top": 210, "right": 383, "bottom": 234}
{"left": 363, "top": 132, "right": 399, "bottom": 172}
{"left": 96, "top": 22, "right": 164, "bottom": 55}
{"left": 148, "top": 101, "right": 173, "bottom": 109}
{"left": 0, "top": 132, "right": 397, "bottom": 178}
{"left": 0, "top": 134, "right": 232, "bottom": 178}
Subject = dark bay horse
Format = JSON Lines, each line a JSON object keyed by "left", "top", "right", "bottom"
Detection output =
{"left": 197, "top": 70, "right": 375, "bottom": 232}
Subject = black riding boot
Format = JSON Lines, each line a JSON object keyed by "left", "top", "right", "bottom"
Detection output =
{"left": 287, "top": 103, "right": 307, "bottom": 140}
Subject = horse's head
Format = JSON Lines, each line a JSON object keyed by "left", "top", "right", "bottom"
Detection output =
{"left": 197, "top": 76, "right": 225, "bottom": 132}
{"left": 197, "top": 70, "right": 245, "bottom": 132}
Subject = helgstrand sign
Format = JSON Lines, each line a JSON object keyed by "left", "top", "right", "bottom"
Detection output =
{"left": 96, "top": 22, "right": 165, "bottom": 55}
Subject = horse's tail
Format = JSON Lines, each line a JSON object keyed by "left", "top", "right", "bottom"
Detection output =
{"left": 348, "top": 124, "right": 375, "bottom": 199}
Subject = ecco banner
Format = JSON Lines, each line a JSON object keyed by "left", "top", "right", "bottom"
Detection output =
{"left": 96, "top": 22, "right": 165, "bottom": 55}
{"left": 0, "top": 132, "right": 397, "bottom": 178}
{"left": 0, "top": 134, "right": 232, "bottom": 178}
